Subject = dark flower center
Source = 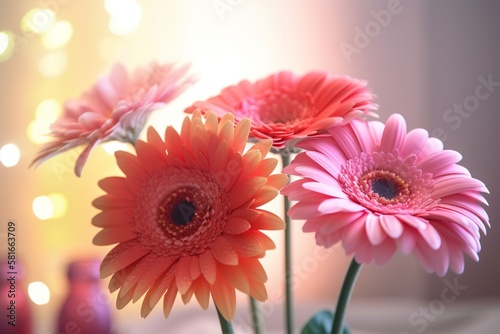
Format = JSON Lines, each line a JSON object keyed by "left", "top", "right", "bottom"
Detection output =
{"left": 338, "top": 151, "right": 439, "bottom": 214}
{"left": 372, "top": 177, "right": 398, "bottom": 200}
{"left": 157, "top": 187, "right": 204, "bottom": 238}
{"left": 135, "top": 167, "right": 231, "bottom": 257}
{"left": 171, "top": 200, "right": 196, "bottom": 226}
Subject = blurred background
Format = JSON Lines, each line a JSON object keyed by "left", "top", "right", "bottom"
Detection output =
{"left": 1, "top": 0, "right": 499, "bottom": 333}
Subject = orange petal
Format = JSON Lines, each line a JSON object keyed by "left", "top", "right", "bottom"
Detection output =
{"left": 225, "top": 232, "right": 266, "bottom": 258}
{"left": 232, "top": 118, "right": 251, "bottom": 153}
{"left": 223, "top": 217, "right": 252, "bottom": 235}
{"left": 146, "top": 126, "right": 167, "bottom": 158}
{"left": 115, "top": 150, "right": 145, "bottom": 181}
{"left": 239, "top": 150, "right": 262, "bottom": 179}
{"left": 240, "top": 258, "right": 267, "bottom": 283}
{"left": 231, "top": 208, "right": 260, "bottom": 223}
{"left": 92, "top": 194, "right": 134, "bottom": 209}
{"left": 248, "top": 139, "right": 273, "bottom": 158}
{"left": 211, "top": 277, "right": 236, "bottom": 321}
{"left": 132, "top": 256, "right": 176, "bottom": 303}
{"left": 91, "top": 208, "right": 134, "bottom": 227}
{"left": 194, "top": 278, "right": 211, "bottom": 310}
{"left": 141, "top": 269, "right": 175, "bottom": 318}
{"left": 199, "top": 249, "right": 217, "bottom": 285}
{"left": 251, "top": 210, "right": 285, "bottom": 230}
{"left": 164, "top": 126, "right": 185, "bottom": 160}
{"left": 93, "top": 226, "right": 136, "bottom": 245}
{"left": 266, "top": 173, "right": 289, "bottom": 190}
{"left": 189, "top": 255, "right": 202, "bottom": 280}
{"left": 249, "top": 279, "right": 268, "bottom": 301}
{"left": 204, "top": 111, "right": 219, "bottom": 134}
{"left": 181, "top": 285, "right": 195, "bottom": 305}
{"left": 100, "top": 240, "right": 150, "bottom": 278}
{"left": 116, "top": 286, "right": 135, "bottom": 310}
{"left": 251, "top": 185, "right": 279, "bottom": 207}
{"left": 219, "top": 264, "right": 250, "bottom": 294}
{"left": 211, "top": 236, "right": 239, "bottom": 266}
{"left": 252, "top": 158, "right": 278, "bottom": 177}
{"left": 210, "top": 139, "right": 228, "bottom": 174}
{"left": 136, "top": 139, "right": 166, "bottom": 174}
{"left": 218, "top": 117, "right": 234, "bottom": 145}
{"left": 98, "top": 177, "right": 132, "bottom": 197}
{"left": 229, "top": 186, "right": 258, "bottom": 210}
{"left": 108, "top": 265, "right": 134, "bottom": 293}
{"left": 175, "top": 257, "right": 194, "bottom": 295}
{"left": 163, "top": 283, "right": 178, "bottom": 318}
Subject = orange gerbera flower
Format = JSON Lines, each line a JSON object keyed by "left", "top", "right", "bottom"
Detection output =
{"left": 92, "top": 110, "right": 288, "bottom": 320}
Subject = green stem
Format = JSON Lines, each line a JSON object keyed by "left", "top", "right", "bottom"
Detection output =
{"left": 281, "top": 152, "right": 293, "bottom": 334}
{"left": 250, "top": 297, "right": 264, "bottom": 334}
{"left": 216, "top": 306, "right": 234, "bottom": 334}
{"left": 331, "top": 259, "right": 362, "bottom": 334}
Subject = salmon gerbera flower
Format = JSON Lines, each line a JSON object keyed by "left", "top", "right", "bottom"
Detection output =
{"left": 91, "top": 111, "right": 288, "bottom": 320}
{"left": 282, "top": 114, "right": 490, "bottom": 276}
{"left": 185, "top": 71, "right": 378, "bottom": 150}
{"left": 31, "top": 61, "right": 195, "bottom": 176}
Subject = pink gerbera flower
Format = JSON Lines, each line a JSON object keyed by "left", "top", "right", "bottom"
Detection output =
{"left": 92, "top": 111, "right": 288, "bottom": 320}
{"left": 185, "top": 71, "right": 378, "bottom": 150}
{"left": 282, "top": 114, "right": 490, "bottom": 276}
{"left": 31, "top": 62, "right": 195, "bottom": 176}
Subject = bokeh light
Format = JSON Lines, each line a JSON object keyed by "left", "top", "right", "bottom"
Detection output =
{"left": 42, "top": 21, "right": 73, "bottom": 49}
{"left": 48, "top": 193, "right": 68, "bottom": 219}
{"left": 32, "top": 193, "right": 68, "bottom": 220}
{"left": 36, "top": 99, "right": 61, "bottom": 120}
{"left": 106, "top": 0, "right": 142, "bottom": 36}
{"left": 0, "top": 30, "right": 14, "bottom": 62}
{"left": 32, "top": 196, "right": 54, "bottom": 220}
{"left": 27, "top": 120, "right": 50, "bottom": 144}
{"left": 20, "top": 8, "right": 55, "bottom": 34}
{"left": 27, "top": 99, "right": 61, "bottom": 143}
{"left": 38, "top": 52, "right": 67, "bottom": 77}
{"left": 0, "top": 143, "right": 21, "bottom": 167}
{"left": 28, "top": 281, "right": 51, "bottom": 305}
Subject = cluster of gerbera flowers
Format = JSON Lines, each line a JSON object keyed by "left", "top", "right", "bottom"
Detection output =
{"left": 32, "top": 60, "right": 489, "bottom": 327}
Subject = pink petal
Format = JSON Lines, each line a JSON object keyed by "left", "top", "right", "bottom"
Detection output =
{"left": 432, "top": 176, "right": 488, "bottom": 198}
{"left": 365, "top": 214, "right": 387, "bottom": 245}
{"left": 380, "top": 114, "right": 406, "bottom": 152}
{"left": 417, "top": 150, "right": 462, "bottom": 175}
{"left": 302, "top": 180, "right": 347, "bottom": 199}
{"left": 418, "top": 224, "right": 442, "bottom": 250}
{"left": 318, "top": 198, "right": 365, "bottom": 214}
{"left": 400, "top": 128, "right": 429, "bottom": 159}
{"left": 379, "top": 215, "right": 404, "bottom": 239}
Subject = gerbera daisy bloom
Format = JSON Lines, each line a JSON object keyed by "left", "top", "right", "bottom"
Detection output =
{"left": 185, "top": 71, "right": 378, "bottom": 150}
{"left": 282, "top": 114, "right": 489, "bottom": 276}
{"left": 31, "top": 61, "right": 195, "bottom": 176}
{"left": 92, "top": 111, "right": 288, "bottom": 320}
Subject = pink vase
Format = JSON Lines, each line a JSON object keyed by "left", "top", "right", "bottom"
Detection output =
{"left": 56, "top": 259, "right": 112, "bottom": 334}
{"left": 0, "top": 261, "right": 33, "bottom": 334}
